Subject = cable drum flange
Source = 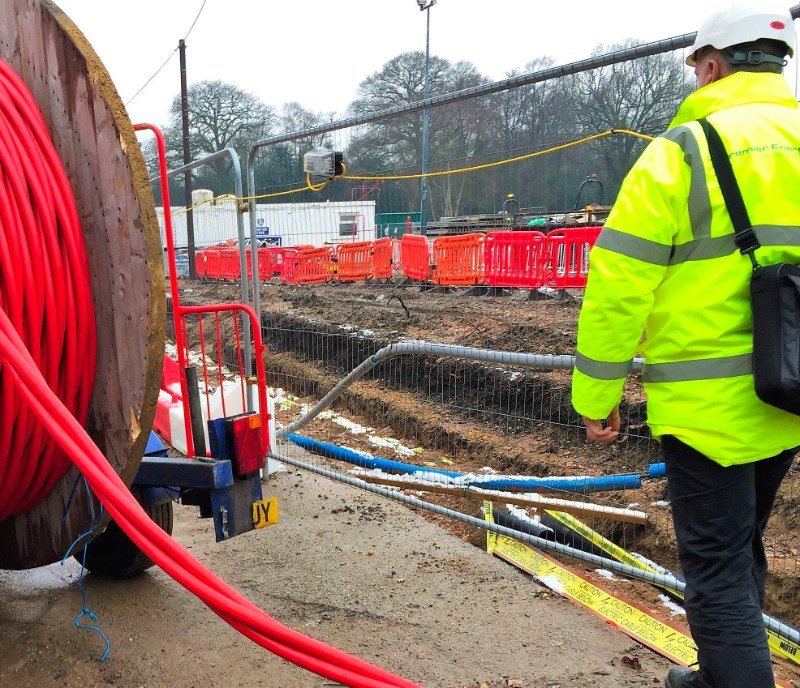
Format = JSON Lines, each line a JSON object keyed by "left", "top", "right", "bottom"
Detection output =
{"left": 0, "top": 0, "right": 165, "bottom": 569}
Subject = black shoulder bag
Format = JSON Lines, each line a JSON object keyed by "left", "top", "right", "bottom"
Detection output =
{"left": 699, "top": 117, "right": 800, "bottom": 416}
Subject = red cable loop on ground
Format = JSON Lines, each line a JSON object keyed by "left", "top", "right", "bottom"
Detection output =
{"left": 0, "top": 59, "right": 421, "bottom": 688}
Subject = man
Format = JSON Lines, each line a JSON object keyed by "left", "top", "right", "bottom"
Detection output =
{"left": 570, "top": 6, "right": 800, "bottom": 688}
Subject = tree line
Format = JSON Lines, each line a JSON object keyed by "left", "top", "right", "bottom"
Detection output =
{"left": 147, "top": 41, "right": 693, "bottom": 220}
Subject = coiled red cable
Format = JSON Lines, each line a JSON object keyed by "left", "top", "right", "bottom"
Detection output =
{"left": 0, "top": 58, "right": 421, "bottom": 688}
{"left": 0, "top": 58, "right": 97, "bottom": 520}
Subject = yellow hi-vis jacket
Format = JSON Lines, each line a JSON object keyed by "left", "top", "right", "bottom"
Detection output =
{"left": 572, "top": 72, "right": 800, "bottom": 466}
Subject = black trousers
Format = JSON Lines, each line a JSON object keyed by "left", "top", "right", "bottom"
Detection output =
{"left": 662, "top": 435, "right": 796, "bottom": 688}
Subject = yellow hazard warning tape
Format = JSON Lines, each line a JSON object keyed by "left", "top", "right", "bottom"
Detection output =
{"left": 484, "top": 503, "right": 796, "bottom": 687}
{"left": 542, "top": 509, "right": 800, "bottom": 666}
{"left": 544, "top": 509, "right": 657, "bottom": 572}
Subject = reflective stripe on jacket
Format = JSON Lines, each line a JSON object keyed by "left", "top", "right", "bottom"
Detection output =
{"left": 571, "top": 72, "right": 800, "bottom": 465}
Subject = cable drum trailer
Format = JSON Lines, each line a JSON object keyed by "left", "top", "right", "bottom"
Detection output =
{"left": 0, "top": 0, "right": 277, "bottom": 579}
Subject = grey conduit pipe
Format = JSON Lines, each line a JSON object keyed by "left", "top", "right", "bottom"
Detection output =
{"left": 270, "top": 449, "right": 800, "bottom": 646}
{"left": 276, "top": 341, "right": 644, "bottom": 438}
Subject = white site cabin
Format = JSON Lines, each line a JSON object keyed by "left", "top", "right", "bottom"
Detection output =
{"left": 157, "top": 191, "right": 377, "bottom": 251}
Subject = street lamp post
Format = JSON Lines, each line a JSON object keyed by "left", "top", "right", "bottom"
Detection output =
{"left": 417, "top": 0, "right": 436, "bottom": 235}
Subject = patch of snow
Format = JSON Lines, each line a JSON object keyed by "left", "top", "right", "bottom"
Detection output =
{"left": 659, "top": 594, "right": 686, "bottom": 616}
{"left": 536, "top": 575, "right": 565, "bottom": 595}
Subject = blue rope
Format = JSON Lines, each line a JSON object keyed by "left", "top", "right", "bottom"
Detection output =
{"left": 60, "top": 475, "right": 111, "bottom": 662}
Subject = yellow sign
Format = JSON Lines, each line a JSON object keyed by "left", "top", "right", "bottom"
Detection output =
{"left": 488, "top": 530, "right": 699, "bottom": 666}
{"left": 252, "top": 497, "right": 279, "bottom": 529}
{"left": 483, "top": 501, "right": 795, "bottom": 687}
{"left": 542, "top": 509, "right": 800, "bottom": 666}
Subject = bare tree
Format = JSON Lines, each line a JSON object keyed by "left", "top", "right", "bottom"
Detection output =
{"left": 163, "top": 80, "right": 276, "bottom": 179}
{"left": 346, "top": 52, "right": 489, "bottom": 216}
{"left": 566, "top": 41, "right": 694, "bottom": 196}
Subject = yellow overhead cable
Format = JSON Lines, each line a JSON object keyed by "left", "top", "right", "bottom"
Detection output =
{"left": 342, "top": 129, "right": 654, "bottom": 181}
{"left": 170, "top": 128, "right": 654, "bottom": 215}
{"left": 172, "top": 174, "right": 335, "bottom": 216}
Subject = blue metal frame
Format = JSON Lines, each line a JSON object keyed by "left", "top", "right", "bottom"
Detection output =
{"left": 134, "top": 431, "right": 263, "bottom": 542}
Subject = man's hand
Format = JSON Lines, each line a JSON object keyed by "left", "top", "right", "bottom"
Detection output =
{"left": 582, "top": 405, "right": 620, "bottom": 444}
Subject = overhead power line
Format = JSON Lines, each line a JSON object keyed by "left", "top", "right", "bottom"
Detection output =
{"left": 124, "top": 0, "right": 208, "bottom": 109}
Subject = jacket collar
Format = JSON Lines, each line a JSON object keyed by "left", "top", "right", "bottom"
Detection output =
{"left": 669, "top": 72, "right": 798, "bottom": 129}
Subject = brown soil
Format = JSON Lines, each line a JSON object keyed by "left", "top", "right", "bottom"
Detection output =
{"left": 6, "top": 277, "right": 793, "bottom": 688}
{"left": 1, "top": 468, "right": 677, "bottom": 688}
{"left": 186, "top": 278, "right": 800, "bottom": 655}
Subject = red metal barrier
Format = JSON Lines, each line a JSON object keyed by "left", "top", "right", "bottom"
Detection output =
{"left": 545, "top": 226, "right": 602, "bottom": 290}
{"left": 295, "top": 246, "right": 335, "bottom": 284}
{"left": 400, "top": 234, "right": 430, "bottom": 282}
{"left": 336, "top": 241, "right": 373, "bottom": 282}
{"left": 431, "top": 233, "right": 485, "bottom": 286}
{"left": 372, "top": 238, "right": 393, "bottom": 280}
{"left": 484, "top": 231, "right": 549, "bottom": 288}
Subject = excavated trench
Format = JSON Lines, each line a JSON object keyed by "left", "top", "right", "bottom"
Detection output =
{"left": 169, "top": 290, "right": 800, "bottom": 632}
{"left": 258, "top": 310, "right": 657, "bottom": 468}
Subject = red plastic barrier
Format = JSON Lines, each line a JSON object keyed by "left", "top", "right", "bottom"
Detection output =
{"left": 245, "top": 248, "right": 254, "bottom": 280}
{"left": 218, "top": 248, "right": 241, "bottom": 280}
{"left": 262, "top": 247, "right": 284, "bottom": 279}
{"left": 431, "top": 233, "right": 485, "bottom": 286}
{"left": 545, "top": 226, "right": 602, "bottom": 289}
{"left": 281, "top": 248, "right": 300, "bottom": 284}
{"left": 400, "top": 234, "right": 430, "bottom": 282}
{"left": 195, "top": 251, "right": 208, "bottom": 279}
{"left": 372, "top": 237, "right": 393, "bottom": 280}
{"left": 336, "top": 241, "right": 373, "bottom": 282}
{"left": 295, "top": 246, "right": 335, "bottom": 284}
{"left": 484, "top": 231, "right": 549, "bottom": 288}
{"left": 201, "top": 249, "right": 222, "bottom": 280}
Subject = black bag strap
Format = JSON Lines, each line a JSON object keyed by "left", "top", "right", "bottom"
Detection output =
{"left": 698, "top": 117, "right": 761, "bottom": 267}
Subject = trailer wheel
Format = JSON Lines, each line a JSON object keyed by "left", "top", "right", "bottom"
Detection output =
{"left": 77, "top": 501, "right": 173, "bottom": 579}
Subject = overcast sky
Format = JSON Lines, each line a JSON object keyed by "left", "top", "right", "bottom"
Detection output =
{"left": 55, "top": 0, "right": 798, "bottom": 128}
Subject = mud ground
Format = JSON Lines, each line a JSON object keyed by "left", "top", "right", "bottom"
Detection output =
{"left": 3, "top": 277, "right": 796, "bottom": 688}
{"left": 1, "top": 461, "right": 678, "bottom": 688}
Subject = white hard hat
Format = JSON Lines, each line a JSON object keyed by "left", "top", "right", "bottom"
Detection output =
{"left": 686, "top": 6, "right": 796, "bottom": 66}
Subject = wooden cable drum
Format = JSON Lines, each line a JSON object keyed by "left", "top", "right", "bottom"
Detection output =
{"left": 0, "top": 0, "right": 165, "bottom": 568}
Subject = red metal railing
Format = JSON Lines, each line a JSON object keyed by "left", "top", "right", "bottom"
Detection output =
{"left": 137, "top": 122, "right": 269, "bottom": 457}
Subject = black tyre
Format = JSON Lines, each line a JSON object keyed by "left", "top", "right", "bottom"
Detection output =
{"left": 77, "top": 501, "right": 173, "bottom": 579}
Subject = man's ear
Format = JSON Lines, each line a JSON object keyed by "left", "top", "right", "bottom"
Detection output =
{"left": 706, "top": 54, "right": 730, "bottom": 83}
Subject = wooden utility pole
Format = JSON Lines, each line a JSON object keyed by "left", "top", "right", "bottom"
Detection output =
{"left": 179, "top": 39, "right": 196, "bottom": 279}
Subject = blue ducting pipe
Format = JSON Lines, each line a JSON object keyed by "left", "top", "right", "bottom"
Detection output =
{"left": 648, "top": 462, "right": 666, "bottom": 479}
{"left": 285, "top": 433, "right": 643, "bottom": 494}
{"left": 284, "top": 434, "right": 461, "bottom": 477}
{"left": 476, "top": 474, "right": 641, "bottom": 492}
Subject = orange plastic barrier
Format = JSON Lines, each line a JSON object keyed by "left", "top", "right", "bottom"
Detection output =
{"left": 400, "top": 234, "right": 431, "bottom": 282}
{"left": 372, "top": 238, "right": 393, "bottom": 280}
{"left": 484, "top": 231, "right": 549, "bottom": 289}
{"left": 295, "top": 246, "right": 335, "bottom": 284}
{"left": 336, "top": 241, "right": 373, "bottom": 282}
{"left": 431, "top": 233, "right": 485, "bottom": 286}
{"left": 545, "top": 226, "right": 602, "bottom": 290}
{"left": 391, "top": 239, "right": 403, "bottom": 276}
